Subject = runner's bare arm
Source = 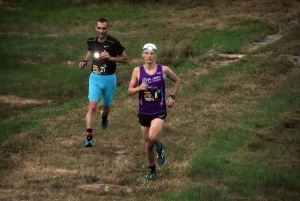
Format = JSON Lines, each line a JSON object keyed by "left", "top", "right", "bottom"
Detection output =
{"left": 79, "top": 51, "right": 92, "bottom": 68}
{"left": 164, "top": 66, "right": 181, "bottom": 96}
{"left": 127, "top": 67, "right": 148, "bottom": 96}
{"left": 163, "top": 66, "right": 181, "bottom": 107}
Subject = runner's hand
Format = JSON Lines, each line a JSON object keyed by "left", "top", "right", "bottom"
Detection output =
{"left": 139, "top": 82, "right": 148, "bottom": 91}
{"left": 166, "top": 97, "right": 174, "bottom": 108}
{"left": 79, "top": 61, "right": 86, "bottom": 69}
{"left": 101, "top": 50, "right": 110, "bottom": 59}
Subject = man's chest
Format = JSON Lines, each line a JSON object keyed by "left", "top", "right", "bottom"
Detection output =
{"left": 90, "top": 42, "right": 114, "bottom": 53}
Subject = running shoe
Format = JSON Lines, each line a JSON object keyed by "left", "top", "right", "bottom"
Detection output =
{"left": 156, "top": 143, "right": 166, "bottom": 165}
{"left": 144, "top": 168, "right": 156, "bottom": 181}
{"left": 85, "top": 135, "right": 93, "bottom": 147}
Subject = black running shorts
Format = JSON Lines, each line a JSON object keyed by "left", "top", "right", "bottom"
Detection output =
{"left": 138, "top": 112, "right": 167, "bottom": 127}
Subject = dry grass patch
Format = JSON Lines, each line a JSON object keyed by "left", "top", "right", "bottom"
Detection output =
{"left": 1, "top": 76, "right": 271, "bottom": 200}
{"left": 0, "top": 95, "right": 51, "bottom": 106}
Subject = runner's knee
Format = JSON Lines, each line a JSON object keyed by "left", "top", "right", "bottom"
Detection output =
{"left": 145, "top": 140, "right": 154, "bottom": 149}
{"left": 88, "top": 103, "right": 97, "bottom": 113}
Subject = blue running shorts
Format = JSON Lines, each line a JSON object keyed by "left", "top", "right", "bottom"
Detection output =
{"left": 88, "top": 73, "right": 116, "bottom": 106}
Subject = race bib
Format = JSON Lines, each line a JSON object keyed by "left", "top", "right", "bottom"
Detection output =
{"left": 93, "top": 64, "right": 107, "bottom": 74}
{"left": 143, "top": 89, "right": 161, "bottom": 101}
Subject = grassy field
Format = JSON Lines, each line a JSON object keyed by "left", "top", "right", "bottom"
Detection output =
{"left": 1, "top": 0, "right": 300, "bottom": 200}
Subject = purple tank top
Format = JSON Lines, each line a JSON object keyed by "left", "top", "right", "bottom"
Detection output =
{"left": 138, "top": 64, "right": 166, "bottom": 115}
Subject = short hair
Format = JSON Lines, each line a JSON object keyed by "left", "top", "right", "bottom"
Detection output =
{"left": 97, "top": 18, "right": 108, "bottom": 27}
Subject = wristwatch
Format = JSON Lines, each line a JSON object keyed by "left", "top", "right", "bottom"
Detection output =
{"left": 169, "top": 95, "right": 176, "bottom": 100}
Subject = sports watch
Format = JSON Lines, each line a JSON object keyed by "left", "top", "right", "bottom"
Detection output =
{"left": 169, "top": 95, "right": 176, "bottom": 100}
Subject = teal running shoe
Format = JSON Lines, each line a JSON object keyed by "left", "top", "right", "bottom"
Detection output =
{"left": 144, "top": 168, "right": 156, "bottom": 181}
{"left": 85, "top": 135, "right": 93, "bottom": 147}
{"left": 156, "top": 143, "right": 166, "bottom": 165}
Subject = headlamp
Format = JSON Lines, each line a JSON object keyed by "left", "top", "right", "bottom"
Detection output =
{"left": 94, "top": 52, "right": 100, "bottom": 58}
{"left": 142, "top": 43, "right": 157, "bottom": 52}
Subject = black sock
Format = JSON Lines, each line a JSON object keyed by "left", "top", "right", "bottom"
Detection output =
{"left": 149, "top": 164, "right": 156, "bottom": 170}
{"left": 86, "top": 129, "right": 93, "bottom": 139}
{"left": 102, "top": 114, "right": 108, "bottom": 123}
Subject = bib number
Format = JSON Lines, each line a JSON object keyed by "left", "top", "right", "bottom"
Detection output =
{"left": 144, "top": 89, "right": 161, "bottom": 101}
{"left": 93, "top": 64, "right": 107, "bottom": 74}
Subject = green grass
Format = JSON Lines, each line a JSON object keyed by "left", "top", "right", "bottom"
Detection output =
{"left": 169, "top": 73, "right": 300, "bottom": 200}
{"left": 0, "top": 62, "right": 88, "bottom": 99}
{"left": 0, "top": 1, "right": 156, "bottom": 25}
{"left": 0, "top": 121, "right": 37, "bottom": 143}
{"left": 0, "top": 35, "right": 86, "bottom": 62}
{"left": 192, "top": 21, "right": 269, "bottom": 55}
{"left": 0, "top": 97, "right": 87, "bottom": 143}
{"left": 159, "top": 28, "right": 300, "bottom": 199}
{"left": 162, "top": 186, "right": 225, "bottom": 201}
